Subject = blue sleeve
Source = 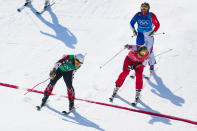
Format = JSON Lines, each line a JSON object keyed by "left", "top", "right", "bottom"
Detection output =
{"left": 130, "top": 13, "right": 138, "bottom": 31}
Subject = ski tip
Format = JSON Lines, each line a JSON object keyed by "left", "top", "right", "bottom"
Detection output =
{"left": 109, "top": 97, "right": 113, "bottom": 102}
{"left": 62, "top": 106, "right": 77, "bottom": 115}
{"left": 62, "top": 111, "right": 70, "bottom": 115}
{"left": 62, "top": 111, "right": 68, "bottom": 114}
{"left": 130, "top": 75, "right": 135, "bottom": 79}
{"left": 17, "top": 9, "right": 21, "bottom": 12}
{"left": 36, "top": 106, "right": 41, "bottom": 111}
{"left": 62, "top": 109, "right": 74, "bottom": 115}
{"left": 144, "top": 76, "right": 150, "bottom": 80}
{"left": 131, "top": 102, "right": 137, "bottom": 107}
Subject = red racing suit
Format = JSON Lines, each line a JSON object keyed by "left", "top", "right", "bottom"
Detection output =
{"left": 115, "top": 45, "right": 149, "bottom": 90}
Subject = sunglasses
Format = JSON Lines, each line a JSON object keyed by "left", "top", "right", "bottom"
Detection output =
{"left": 75, "top": 58, "right": 82, "bottom": 66}
{"left": 139, "top": 50, "right": 148, "bottom": 56}
{"left": 141, "top": 6, "right": 149, "bottom": 10}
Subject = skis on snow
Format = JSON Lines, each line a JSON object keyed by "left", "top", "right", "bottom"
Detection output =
{"left": 62, "top": 107, "right": 76, "bottom": 115}
{"left": 36, "top": 105, "right": 76, "bottom": 115}
{"left": 109, "top": 86, "right": 120, "bottom": 102}
{"left": 36, "top": 105, "right": 42, "bottom": 111}
{"left": 130, "top": 68, "right": 158, "bottom": 80}
{"left": 109, "top": 96, "right": 114, "bottom": 102}
{"left": 131, "top": 97, "right": 140, "bottom": 106}
{"left": 36, "top": 2, "right": 55, "bottom": 14}
{"left": 17, "top": 1, "right": 55, "bottom": 14}
{"left": 144, "top": 67, "right": 158, "bottom": 80}
{"left": 17, "top": 1, "right": 33, "bottom": 12}
{"left": 110, "top": 94, "right": 140, "bottom": 106}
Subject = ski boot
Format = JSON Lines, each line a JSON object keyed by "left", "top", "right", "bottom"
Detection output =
{"left": 44, "top": 0, "right": 50, "bottom": 9}
{"left": 69, "top": 101, "right": 75, "bottom": 111}
{"left": 24, "top": 0, "right": 32, "bottom": 6}
{"left": 131, "top": 89, "right": 141, "bottom": 106}
{"left": 36, "top": 95, "right": 49, "bottom": 110}
{"left": 36, "top": 84, "right": 53, "bottom": 110}
{"left": 149, "top": 65, "right": 154, "bottom": 74}
{"left": 62, "top": 101, "right": 75, "bottom": 114}
{"left": 109, "top": 85, "right": 120, "bottom": 102}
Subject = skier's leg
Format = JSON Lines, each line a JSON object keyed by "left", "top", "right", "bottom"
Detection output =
{"left": 112, "top": 56, "right": 133, "bottom": 100}
{"left": 148, "top": 51, "right": 156, "bottom": 72}
{"left": 144, "top": 32, "right": 156, "bottom": 71}
{"left": 134, "top": 65, "right": 144, "bottom": 99}
{"left": 115, "top": 56, "right": 132, "bottom": 87}
{"left": 40, "top": 69, "right": 62, "bottom": 107}
{"left": 63, "top": 71, "right": 75, "bottom": 111}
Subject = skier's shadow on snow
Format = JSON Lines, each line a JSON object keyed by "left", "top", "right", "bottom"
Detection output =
{"left": 46, "top": 105, "right": 105, "bottom": 131}
{"left": 28, "top": 5, "right": 77, "bottom": 49}
{"left": 145, "top": 73, "right": 185, "bottom": 106}
{"left": 116, "top": 95, "right": 171, "bottom": 125}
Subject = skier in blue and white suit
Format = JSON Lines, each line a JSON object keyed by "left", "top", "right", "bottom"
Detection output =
{"left": 130, "top": 2, "right": 160, "bottom": 72}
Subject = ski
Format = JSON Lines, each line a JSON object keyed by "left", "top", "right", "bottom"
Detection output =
{"left": 36, "top": 2, "right": 55, "bottom": 14}
{"left": 144, "top": 75, "right": 151, "bottom": 80}
{"left": 130, "top": 67, "right": 158, "bottom": 80}
{"left": 130, "top": 75, "right": 135, "bottom": 79}
{"left": 131, "top": 97, "right": 140, "bottom": 107}
{"left": 109, "top": 96, "right": 114, "bottom": 102}
{"left": 36, "top": 100, "right": 49, "bottom": 111}
{"left": 131, "top": 102, "right": 137, "bottom": 106}
{"left": 144, "top": 67, "right": 158, "bottom": 80}
{"left": 17, "top": 1, "right": 32, "bottom": 12}
{"left": 36, "top": 105, "right": 43, "bottom": 111}
{"left": 36, "top": 106, "right": 41, "bottom": 110}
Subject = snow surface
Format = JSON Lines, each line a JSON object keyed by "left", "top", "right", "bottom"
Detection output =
{"left": 0, "top": 0, "right": 197, "bottom": 130}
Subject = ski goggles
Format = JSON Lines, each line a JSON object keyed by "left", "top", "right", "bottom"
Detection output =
{"left": 141, "top": 6, "right": 149, "bottom": 10}
{"left": 75, "top": 58, "right": 82, "bottom": 66}
{"left": 138, "top": 49, "right": 148, "bottom": 56}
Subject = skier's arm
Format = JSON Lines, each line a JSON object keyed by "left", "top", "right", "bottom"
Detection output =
{"left": 54, "top": 55, "right": 70, "bottom": 69}
{"left": 130, "top": 13, "right": 138, "bottom": 31}
{"left": 125, "top": 44, "right": 137, "bottom": 51}
{"left": 152, "top": 13, "right": 160, "bottom": 32}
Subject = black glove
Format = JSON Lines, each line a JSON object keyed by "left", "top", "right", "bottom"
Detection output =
{"left": 133, "top": 30, "right": 138, "bottom": 36}
{"left": 49, "top": 68, "right": 56, "bottom": 79}
{"left": 124, "top": 44, "right": 130, "bottom": 49}
{"left": 127, "top": 65, "right": 136, "bottom": 70}
{"left": 149, "top": 30, "right": 155, "bottom": 36}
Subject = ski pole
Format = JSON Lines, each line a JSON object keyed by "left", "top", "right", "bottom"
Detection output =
{"left": 24, "top": 77, "right": 50, "bottom": 95}
{"left": 100, "top": 48, "right": 126, "bottom": 69}
{"left": 131, "top": 32, "right": 165, "bottom": 38}
{"left": 153, "top": 32, "right": 165, "bottom": 36}
{"left": 155, "top": 48, "right": 173, "bottom": 57}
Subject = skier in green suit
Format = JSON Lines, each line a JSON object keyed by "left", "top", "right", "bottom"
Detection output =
{"left": 37, "top": 54, "right": 85, "bottom": 112}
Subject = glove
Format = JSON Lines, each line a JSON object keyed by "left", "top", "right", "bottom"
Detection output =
{"left": 133, "top": 30, "right": 138, "bottom": 36}
{"left": 49, "top": 68, "right": 56, "bottom": 79}
{"left": 124, "top": 44, "right": 130, "bottom": 49}
{"left": 127, "top": 65, "right": 136, "bottom": 70}
{"left": 149, "top": 31, "right": 155, "bottom": 36}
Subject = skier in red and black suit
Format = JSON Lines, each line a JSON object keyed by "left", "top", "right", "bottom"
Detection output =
{"left": 110, "top": 44, "right": 149, "bottom": 105}
{"left": 37, "top": 54, "right": 85, "bottom": 112}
